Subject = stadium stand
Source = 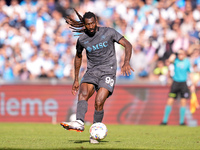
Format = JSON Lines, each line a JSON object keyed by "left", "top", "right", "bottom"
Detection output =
{"left": 0, "top": 0, "right": 199, "bottom": 86}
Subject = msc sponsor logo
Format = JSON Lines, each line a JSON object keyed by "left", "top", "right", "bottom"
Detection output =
{"left": 86, "top": 41, "right": 108, "bottom": 52}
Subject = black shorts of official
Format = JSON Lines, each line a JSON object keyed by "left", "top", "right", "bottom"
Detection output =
{"left": 169, "top": 81, "right": 190, "bottom": 99}
{"left": 80, "top": 68, "right": 116, "bottom": 97}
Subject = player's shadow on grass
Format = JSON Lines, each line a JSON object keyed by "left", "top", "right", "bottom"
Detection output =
{"left": 70, "top": 140, "right": 109, "bottom": 143}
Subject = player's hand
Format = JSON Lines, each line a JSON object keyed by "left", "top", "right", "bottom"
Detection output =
{"left": 72, "top": 80, "right": 79, "bottom": 95}
{"left": 121, "top": 62, "right": 134, "bottom": 76}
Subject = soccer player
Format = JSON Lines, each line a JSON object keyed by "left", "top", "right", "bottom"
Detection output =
{"left": 161, "top": 49, "right": 192, "bottom": 126}
{"left": 60, "top": 9, "right": 134, "bottom": 143}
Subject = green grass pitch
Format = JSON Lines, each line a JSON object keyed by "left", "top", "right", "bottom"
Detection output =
{"left": 0, "top": 123, "right": 200, "bottom": 150}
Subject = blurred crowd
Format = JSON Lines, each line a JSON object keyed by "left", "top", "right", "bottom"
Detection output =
{"left": 0, "top": 0, "right": 200, "bottom": 86}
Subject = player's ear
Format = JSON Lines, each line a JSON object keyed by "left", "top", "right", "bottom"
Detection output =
{"left": 95, "top": 16, "right": 98, "bottom": 24}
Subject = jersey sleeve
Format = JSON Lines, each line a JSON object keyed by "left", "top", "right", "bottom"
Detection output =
{"left": 76, "top": 38, "right": 84, "bottom": 54}
{"left": 109, "top": 28, "right": 123, "bottom": 43}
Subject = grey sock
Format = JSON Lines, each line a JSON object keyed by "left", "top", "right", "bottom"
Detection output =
{"left": 76, "top": 100, "right": 88, "bottom": 123}
{"left": 93, "top": 110, "right": 104, "bottom": 123}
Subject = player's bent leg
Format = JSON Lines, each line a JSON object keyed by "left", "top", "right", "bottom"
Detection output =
{"left": 60, "top": 120, "right": 84, "bottom": 132}
{"left": 61, "top": 83, "right": 94, "bottom": 132}
{"left": 75, "top": 83, "right": 95, "bottom": 123}
{"left": 76, "top": 100, "right": 88, "bottom": 123}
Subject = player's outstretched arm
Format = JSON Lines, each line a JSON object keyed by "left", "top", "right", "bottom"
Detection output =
{"left": 72, "top": 52, "right": 82, "bottom": 95}
{"left": 118, "top": 37, "right": 134, "bottom": 76}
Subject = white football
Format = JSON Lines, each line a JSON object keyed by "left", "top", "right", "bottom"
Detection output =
{"left": 89, "top": 122, "right": 108, "bottom": 140}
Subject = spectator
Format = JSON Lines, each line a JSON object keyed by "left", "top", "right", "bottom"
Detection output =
{"left": 24, "top": 4, "right": 37, "bottom": 30}
{"left": 52, "top": 52, "right": 65, "bottom": 79}
{"left": 2, "top": 58, "right": 15, "bottom": 80}
{"left": 153, "top": 60, "right": 168, "bottom": 84}
{"left": 18, "top": 63, "right": 31, "bottom": 80}
{"left": 26, "top": 49, "right": 43, "bottom": 79}
{"left": 130, "top": 45, "right": 148, "bottom": 78}
{"left": 193, "top": 4, "right": 200, "bottom": 21}
{"left": 172, "top": 23, "right": 190, "bottom": 53}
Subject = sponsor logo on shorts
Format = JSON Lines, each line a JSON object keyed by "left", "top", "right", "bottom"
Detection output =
{"left": 184, "top": 92, "right": 189, "bottom": 98}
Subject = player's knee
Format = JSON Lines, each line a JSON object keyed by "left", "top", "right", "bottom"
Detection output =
{"left": 167, "top": 97, "right": 174, "bottom": 105}
{"left": 79, "top": 90, "right": 89, "bottom": 100}
{"left": 94, "top": 101, "right": 104, "bottom": 110}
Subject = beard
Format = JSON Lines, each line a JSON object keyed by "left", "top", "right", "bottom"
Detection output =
{"left": 86, "top": 25, "right": 97, "bottom": 37}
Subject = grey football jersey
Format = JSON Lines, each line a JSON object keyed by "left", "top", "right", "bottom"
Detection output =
{"left": 76, "top": 27, "right": 123, "bottom": 72}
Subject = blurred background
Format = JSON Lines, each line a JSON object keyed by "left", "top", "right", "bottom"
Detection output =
{"left": 0, "top": 0, "right": 200, "bottom": 126}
